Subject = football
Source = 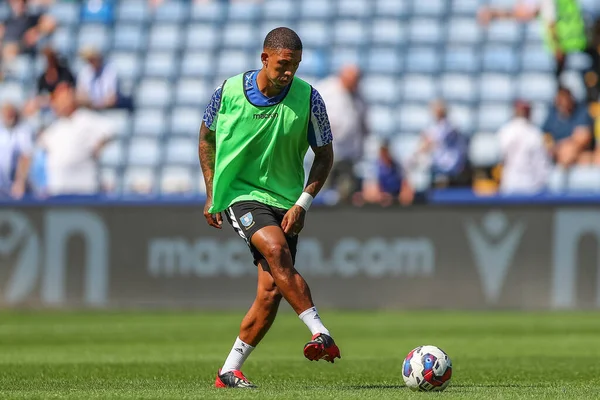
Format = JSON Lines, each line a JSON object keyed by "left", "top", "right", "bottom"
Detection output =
{"left": 402, "top": 345, "right": 453, "bottom": 392}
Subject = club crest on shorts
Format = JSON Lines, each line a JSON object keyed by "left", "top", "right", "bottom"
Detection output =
{"left": 240, "top": 212, "right": 254, "bottom": 228}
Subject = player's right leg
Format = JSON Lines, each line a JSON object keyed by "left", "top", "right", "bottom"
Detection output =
{"left": 250, "top": 226, "right": 341, "bottom": 363}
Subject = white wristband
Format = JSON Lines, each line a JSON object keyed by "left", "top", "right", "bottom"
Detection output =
{"left": 295, "top": 192, "right": 314, "bottom": 211}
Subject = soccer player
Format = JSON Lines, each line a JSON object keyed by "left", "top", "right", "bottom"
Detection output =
{"left": 198, "top": 27, "right": 341, "bottom": 389}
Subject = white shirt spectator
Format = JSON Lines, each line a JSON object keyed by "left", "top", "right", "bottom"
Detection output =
{"left": 76, "top": 62, "right": 119, "bottom": 108}
{"left": 0, "top": 122, "right": 34, "bottom": 193}
{"left": 498, "top": 117, "right": 551, "bottom": 194}
{"left": 38, "top": 109, "right": 114, "bottom": 195}
{"left": 317, "top": 76, "right": 366, "bottom": 162}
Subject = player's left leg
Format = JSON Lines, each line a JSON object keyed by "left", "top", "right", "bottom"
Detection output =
{"left": 215, "top": 260, "right": 282, "bottom": 389}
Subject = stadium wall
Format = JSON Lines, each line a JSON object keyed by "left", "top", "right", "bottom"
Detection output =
{"left": 0, "top": 204, "right": 599, "bottom": 310}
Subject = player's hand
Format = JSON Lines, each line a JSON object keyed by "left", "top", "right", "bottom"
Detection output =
{"left": 281, "top": 205, "right": 306, "bottom": 237}
{"left": 203, "top": 199, "right": 222, "bottom": 229}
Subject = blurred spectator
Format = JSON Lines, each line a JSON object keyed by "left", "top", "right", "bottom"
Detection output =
{"left": 0, "top": 0, "right": 56, "bottom": 75}
{"left": 358, "top": 141, "right": 414, "bottom": 207}
{"left": 497, "top": 100, "right": 551, "bottom": 194}
{"left": 479, "top": 0, "right": 600, "bottom": 102}
{"left": 77, "top": 46, "right": 133, "bottom": 112}
{"left": 37, "top": 83, "right": 114, "bottom": 195}
{"left": 317, "top": 65, "right": 368, "bottom": 203}
{"left": 0, "top": 103, "right": 34, "bottom": 199}
{"left": 23, "top": 47, "right": 75, "bottom": 116}
{"left": 543, "top": 86, "right": 594, "bottom": 166}
{"left": 413, "top": 100, "right": 469, "bottom": 187}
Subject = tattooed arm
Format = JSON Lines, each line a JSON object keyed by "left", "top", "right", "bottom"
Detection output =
{"left": 304, "top": 142, "right": 334, "bottom": 198}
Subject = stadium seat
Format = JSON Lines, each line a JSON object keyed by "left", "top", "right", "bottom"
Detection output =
{"left": 186, "top": 24, "right": 220, "bottom": 51}
{"left": 450, "top": 105, "right": 476, "bottom": 134}
{"left": 264, "top": 0, "right": 298, "bottom": 20}
{"left": 190, "top": 1, "right": 225, "bottom": 22}
{"left": 0, "top": 82, "right": 26, "bottom": 105}
{"left": 152, "top": 1, "right": 188, "bottom": 22}
{"left": 160, "top": 166, "right": 194, "bottom": 194}
{"left": 371, "top": 19, "right": 406, "bottom": 46}
{"left": 49, "top": 1, "right": 80, "bottom": 26}
{"left": 217, "top": 51, "right": 255, "bottom": 77}
{"left": 180, "top": 52, "right": 214, "bottom": 78}
{"left": 568, "top": 166, "right": 600, "bottom": 192}
{"left": 51, "top": 26, "right": 76, "bottom": 56}
{"left": 128, "top": 138, "right": 161, "bottom": 167}
{"left": 477, "top": 104, "right": 513, "bottom": 132}
{"left": 521, "top": 46, "right": 554, "bottom": 72}
{"left": 366, "top": 106, "right": 395, "bottom": 136}
{"left": 78, "top": 24, "right": 111, "bottom": 52}
{"left": 517, "top": 73, "right": 557, "bottom": 102}
{"left": 100, "top": 140, "right": 125, "bottom": 168}
{"left": 482, "top": 46, "right": 518, "bottom": 73}
{"left": 301, "top": 0, "right": 334, "bottom": 19}
{"left": 452, "top": 0, "right": 480, "bottom": 15}
{"left": 408, "top": 169, "right": 433, "bottom": 192}
{"left": 486, "top": 20, "right": 522, "bottom": 44}
{"left": 561, "top": 71, "right": 586, "bottom": 101}
{"left": 409, "top": 19, "right": 444, "bottom": 45}
{"left": 397, "top": 104, "right": 431, "bottom": 133}
{"left": 547, "top": 166, "right": 567, "bottom": 193}
{"left": 135, "top": 80, "right": 173, "bottom": 109}
{"left": 444, "top": 47, "right": 480, "bottom": 73}
{"left": 113, "top": 24, "right": 146, "bottom": 52}
{"left": 329, "top": 47, "right": 363, "bottom": 72}
{"left": 171, "top": 108, "right": 203, "bottom": 137}
{"left": 175, "top": 80, "right": 211, "bottom": 108}
{"left": 144, "top": 52, "right": 178, "bottom": 79}
{"left": 405, "top": 47, "right": 440, "bottom": 74}
{"left": 403, "top": 75, "right": 438, "bottom": 103}
{"left": 165, "top": 138, "right": 197, "bottom": 165}
{"left": 361, "top": 75, "right": 399, "bottom": 105}
{"left": 334, "top": 20, "right": 367, "bottom": 46}
{"left": 133, "top": 109, "right": 168, "bottom": 137}
{"left": 447, "top": 18, "right": 483, "bottom": 45}
{"left": 366, "top": 48, "right": 402, "bottom": 74}
{"left": 390, "top": 133, "right": 420, "bottom": 164}
{"left": 11, "top": 55, "right": 34, "bottom": 83}
{"left": 337, "top": 0, "right": 372, "bottom": 18}
{"left": 478, "top": 74, "right": 515, "bottom": 102}
{"left": 148, "top": 24, "right": 182, "bottom": 51}
{"left": 110, "top": 52, "right": 141, "bottom": 81}
{"left": 123, "top": 167, "right": 156, "bottom": 194}
{"left": 374, "top": 0, "right": 408, "bottom": 17}
{"left": 222, "top": 23, "right": 257, "bottom": 49}
{"left": 228, "top": 1, "right": 263, "bottom": 21}
{"left": 299, "top": 49, "right": 327, "bottom": 76}
{"left": 412, "top": 0, "right": 446, "bottom": 17}
{"left": 441, "top": 74, "right": 477, "bottom": 103}
{"left": 566, "top": 53, "right": 593, "bottom": 71}
{"left": 524, "top": 22, "right": 543, "bottom": 45}
{"left": 100, "top": 167, "right": 121, "bottom": 194}
{"left": 101, "top": 109, "right": 131, "bottom": 138}
{"left": 116, "top": 0, "right": 150, "bottom": 23}
{"left": 297, "top": 21, "right": 331, "bottom": 48}
{"left": 468, "top": 133, "right": 501, "bottom": 167}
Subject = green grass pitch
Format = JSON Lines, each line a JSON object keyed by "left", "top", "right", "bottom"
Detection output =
{"left": 1, "top": 310, "right": 599, "bottom": 399}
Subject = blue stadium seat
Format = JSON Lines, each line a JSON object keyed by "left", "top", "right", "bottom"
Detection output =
{"left": 413, "top": 0, "right": 447, "bottom": 17}
{"left": 123, "top": 167, "right": 156, "bottom": 193}
{"left": 334, "top": 20, "right": 367, "bottom": 46}
{"left": 374, "top": 0, "right": 408, "bottom": 17}
{"left": 444, "top": 47, "right": 480, "bottom": 73}
{"left": 568, "top": 166, "right": 600, "bottom": 192}
{"left": 561, "top": 71, "right": 586, "bottom": 101}
{"left": 468, "top": 133, "right": 501, "bottom": 167}
{"left": 298, "top": 49, "right": 327, "bottom": 76}
{"left": 264, "top": 0, "right": 298, "bottom": 20}
{"left": 160, "top": 166, "right": 195, "bottom": 194}
{"left": 398, "top": 104, "right": 431, "bottom": 133}
{"left": 51, "top": 26, "right": 76, "bottom": 56}
{"left": 337, "top": 0, "right": 372, "bottom": 18}
{"left": 366, "top": 48, "right": 402, "bottom": 74}
{"left": 366, "top": 106, "right": 396, "bottom": 135}
{"left": 190, "top": 1, "right": 226, "bottom": 22}
{"left": 144, "top": 52, "right": 178, "bottom": 79}
{"left": 148, "top": 24, "right": 182, "bottom": 51}
{"left": 450, "top": 105, "right": 476, "bottom": 134}
{"left": 116, "top": 0, "right": 150, "bottom": 23}
{"left": 297, "top": 21, "right": 331, "bottom": 48}
{"left": 50, "top": 2, "right": 80, "bottom": 27}
{"left": 486, "top": 20, "right": 522, "bottom": 44}
{"left": 441, "top": 74, "right": 477, "bottom": 103}
{"left": 521, "top": 46, "right": 554, "bottom": 72}
{"left": 128, "top": 138, "right": 161, "bottom": 167}
{"left": 135, "top": 80, "right": 173, "bottom": 109}
{"left": 390, "top": 133, "right": 420, "bottom": 164}
{"left": 165, "top": 138, "right": 197, "bottom": 165}
{"left": 530, "top": 102, "right": 548, "bottom": 127}
{"left": 110, "top": 52, "right": 141, "bottom": 81}
{"left": 482, "top": 46, "right": 518, "bottom": 73}
{"left": 408, "top": 169, "right": 433, "bottom": 192}
{"left": 113, "top": 24, "right": 146, "bottom": 52}
{"left": 223, "top": 23, "right": 257, "bottom": 49}
{"left": 78, "top": 24, "right": 111, "bottom": 52}
{"left": 101, "top": 167, "right": 121, "bottom": 194}
{"left": 171, "top": 108, "right": 203, "bottom": 137}
{"left": 186, "top": 24, "right": 220, "bottom": 51}
{"left": 152, "top": 1, "right": 189, "bottom": 22}
{"left": 0, "top": 82, "right": 26, "bottom": 105}
{"left": 477, "top": 104, "right": 512, "bottom": 132}
{"left": 12, "top": 55, "right": 34, "bottom": 84}
{"left": 525, "top": 22, "right": 543, "bottom": 45}
{"left": 101, "top": 109, "right": 131, "bottom": 139}
{"left": 329, "top": 47, "right": 362, "bottom": 72}
{"left": 133, "top": 109, "right": 168, "bottom": 137}
{"left": 452, "top": 0, "right": 480, "bottom": 15}
{"left": 217, "top": 51, "right": 255, "bottom": 77}
{"left": 547, "top": 166, "right": 567, "bottom": 193}
{"left": 301, "top": 0, "right": 334, "bottom": 19}
{"left": 405, "top": 47, "right": 441, "bottom": 74}
{"left": 566, "top": 52, "right": 593, "bottom": 71}
{"left": 517, "top": 73, "right": 556, "bottom": 102}
{"left": 447, "top": 18, "right": 483, "bottom": 45}
{"left": 479, "top": 74, "right": 515, "bottom": 102}
{"left": 228, "top": 1, "right": 263, "bottom": 21}
{"left": 181, "top": 52, "right": 214, "bottom": 78}
{"left": 371, "top": 19, "right": 406, "bottom": 46}
{"left": 100, "top": 140, "right": 125, "bottom": 168}
{"left": 409, "top": 19, "right": 444, "bottom": 44}
{"left": 361, "top": 75, "right": 399, "bottom": 105}
{"left": 403, "top": 75, "right": 437, "bottom": 103}
{"left": 175, "top": 80, "right": 211, "bottom": 108}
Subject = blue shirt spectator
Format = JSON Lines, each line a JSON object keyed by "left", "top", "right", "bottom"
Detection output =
{"left": 542, "top": 102, "right": 593, "bottom": 143}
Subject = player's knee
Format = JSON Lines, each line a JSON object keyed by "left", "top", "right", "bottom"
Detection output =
{"left": 262, "top": 242, "right": 291, "bottom": 265}
{"left": 259, "top": 285, "right": 282, "bottom": 306}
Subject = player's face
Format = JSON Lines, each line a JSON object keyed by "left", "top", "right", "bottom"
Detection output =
{"left": 263, "top": 49, "right": 302, "bottom": 88}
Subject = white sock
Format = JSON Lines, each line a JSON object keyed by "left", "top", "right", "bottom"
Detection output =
{"left": 299, "top": 306, "right": 330, "bottom": 336}
{"left": 221, "top": 337, "right": 255, "bottom": 373}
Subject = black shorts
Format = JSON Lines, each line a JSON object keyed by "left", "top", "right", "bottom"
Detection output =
{"left": 225, "top": 200, "right": 298, "bottom": 265}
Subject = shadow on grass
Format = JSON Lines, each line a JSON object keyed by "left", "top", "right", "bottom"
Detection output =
{"left": 346, "top": 383, "right": 544, "bottom": 391}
